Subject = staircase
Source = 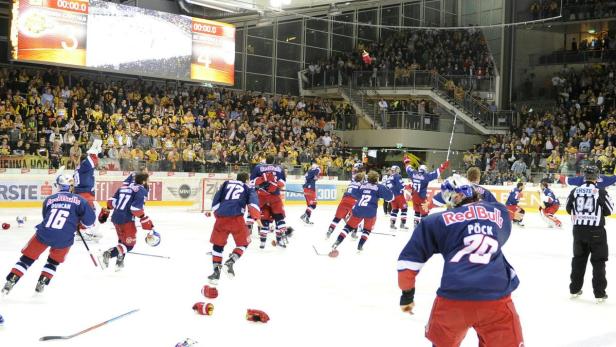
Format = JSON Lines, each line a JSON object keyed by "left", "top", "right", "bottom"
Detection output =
{"left": 340, "top": 87, "right": 380, "bottom": 128}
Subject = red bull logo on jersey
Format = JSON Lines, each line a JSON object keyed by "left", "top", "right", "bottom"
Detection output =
{"left": 442, "top": 205, "right": 503, "bottom": 228}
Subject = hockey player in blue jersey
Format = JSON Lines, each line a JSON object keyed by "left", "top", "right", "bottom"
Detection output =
{"left": 208, "top": 172, "right": 262, "bottom": 284}
{"left": 506, "top": 182, "right": 525, "bottom": 226}
{"left": 404, "top": 157, "right": 449, "bottom": 226}
{"left": 557, "top": 172, "right": 616, "bottom": 188}
{"left": 301, "top": 161, "right": 321, "bottom": 225}
{"left": 386, "top": 166, "right": 409, "bottom": 230}
{"left": 397, "top": 175, "right": 524, "bottom": 347}
{"left": 73, "top": 139, "right": 103, "bottom": 241}
{"left": 329, "top": 171, "right": 393, "bottom": 256}
{"left": 99, "top": 172, "right": 155, "bottom": 270}
{"left": 98, "top": 167, "right": 150, "bottom": 225}
{"left": 327, "top": 172, "right": 364, "bottom": 238}
{"left": 432, "top": 167, "right": 497, "bottom": 208}
{"left": 539, "top": 179, "right": 562, "bottom": 228}
{"left": 2, "top": 174, "right": 96, "bottom": 295}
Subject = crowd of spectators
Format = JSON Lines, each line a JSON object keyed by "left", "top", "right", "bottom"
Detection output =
{"left": 530, "top": 0, "right": 616, "bottom": 21}
{"left": 0, "top": 67, "right": 358, "bottom": 176}
{"left": 305, "top": 29, "right": 495, "bottom": 88}
{"left": 464, "top": 63, "right": 616, "bottom": 183}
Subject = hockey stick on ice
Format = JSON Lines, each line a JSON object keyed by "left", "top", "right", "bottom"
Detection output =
{"left": 130, "top": 251, "right": 171, "bottom": 259}
{"left": 372, "top": 232, "right": 396, "bottom": 237}
{"left": 76, "top": 230, "right": 99, "bottom": 268}
{"left": 312, "top": 245, "right": 329, "bottom": 256}
{"left": 39, "top": 308, "right": 139, "bottom": 341}
{"left": 446, "top": 111, "right": 458, "bottom": 162}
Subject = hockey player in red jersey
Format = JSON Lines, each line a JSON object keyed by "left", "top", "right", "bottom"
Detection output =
{"left": 250, "top": 155, "right": 288, "bottom": 248}
{"left": 398, "top": 175, "right": 524, "bottom": 347}
{"left": 327, "top": 172, "right": 364, "bottom": 238}
{"left": 98, "top": 172, "right": 155, "bottom": 270}
{"left": 208, "top": 172, "right": 261, "bottom": 284}
{"left": 2, "top": 174, "right": 95, "bottom": 295}
{"left": 404, "top": 157, "right": 449, "bottom": 227}
{"left": 329, "top": 171, "right": 393, "bottom": 255}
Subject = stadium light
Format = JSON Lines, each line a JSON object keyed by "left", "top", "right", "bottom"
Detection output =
{"left": 187, "top": 0, "right": 257, "bottom": 11}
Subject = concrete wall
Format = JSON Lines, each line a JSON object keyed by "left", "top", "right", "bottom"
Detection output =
{"left": 336, "top": 129, "right": 484, "bottom": 150}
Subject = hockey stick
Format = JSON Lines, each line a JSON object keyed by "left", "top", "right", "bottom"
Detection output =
{"left": 39, "top": 308, "right": 139, "bottom": 341}
{"left": 258, "top": 187, "right": 305, "bottom": 195}
{"left": 76, "top": 230, "right": 99, "bottom": 268}
{"left": 446, "top": 111, "right": 458, "bottom": 162}
{"left": 130, "top": 251, "right": 171, "bottom": 259}
{"left": 372, "top": 232, "right": 396, "bottom": 237}
{"left": 312, "top": 245, "right": 329, "bottom": 256}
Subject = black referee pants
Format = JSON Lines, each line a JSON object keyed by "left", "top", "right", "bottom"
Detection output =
{"left": 570, "top": 228, "right": 609, "bottom": 298}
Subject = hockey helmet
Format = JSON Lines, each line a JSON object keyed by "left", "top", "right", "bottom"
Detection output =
{"left": 145, "top": 230, "right": 161, "bottom": 247}
{"left": 440, "top": 174, "right": 474, "bottom": 207}
{"left": 418, "top": 165, "right": 427, "bottom": 173}
{"left": 540, "top": 178, "right": 550, "bottom": 188}
{"left": 353, "top": 162, "right": 363, "bottom": 171}
{"left": 583, "top": 165, "right": 598, "bottom": 182}
{"left": 391, "top": 165, "right": 400, "bottom": 174}
{"left": 55, "top": 174, "right": 74, "bottom": 192}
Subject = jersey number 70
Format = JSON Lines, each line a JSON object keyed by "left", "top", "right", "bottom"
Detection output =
{"left": 450, "top": 234, "right": 499, "bottom": 264}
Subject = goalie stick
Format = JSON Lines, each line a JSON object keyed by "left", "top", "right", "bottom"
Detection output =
{"left": 312, "top": 245, "right": 329, "bottom": 256}
{"left": 39, "top": 309, "right": 139, "bottom": 341}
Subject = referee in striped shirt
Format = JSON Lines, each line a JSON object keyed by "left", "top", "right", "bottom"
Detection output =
{"left": 566, "top": 165, "right": 613, "bottom": 303}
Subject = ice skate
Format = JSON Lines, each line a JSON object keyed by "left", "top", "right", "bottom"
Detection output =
{"left": 328, "top": 241, "right": 340, "bottom": 257}
{"left": 390, "top": 221, "right": 397, "bottom": 231}
{"left": 208, "top": 265, "right": 222, "bottom": 285}
{"left": 259, "top": 240, "right": 266, "bottom": 249}
{"left": 300, "top": 214, "right": 313, "bottom": 225}
{"left": 0, "top": 314, "right": 4, "bottom": 326}
{"left": 115, "top": 254, "right": 125, "bottom": 272}
{"left": 34, "top": 276, "right": 50, "bottom": 294}
{"left": 350, "top": 230, "right": 358, "bottom": 239}
{"left": 357, "top": 244, "right": 364, "bottom": 253}
{"left": 98, "top": 250, "right": 111, "bottom": 269}
{"left": 399, "top": 223, "right": 409, "bottom": 230}
{"left": 326, "top": 226, "right": 334, "bottom": 239}
{"left": 2, "top": 273, "right": 19, "bottom": 296}
{"left": 570, "top": 290, "right": 583, "bottom": 299}
{"left": 276, "top": 237, "right": 287, "bottom": 248}
{"left": 516, "top": 220, "right": 525, "bottom": 227}
{"left": 596, "top": 294, "right": 608, "bottom": 304}
{"left": 224, "top": 254, "right": 239, "bottom": 278}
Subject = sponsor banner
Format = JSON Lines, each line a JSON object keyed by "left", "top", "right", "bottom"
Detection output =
{"left": 13, "top": 0, "right": 89, "bottom": 65}
{"left": 284, "top": 184, "right": 339, "bottom": 202}
{"left": 96, "top": 180, "right": 162, "bottom": 201}
{"left": 0, "top": 155, "right": 76, "bottom": 169}
{"left": 0, "top": 180, "right": 54, "bottom": 201}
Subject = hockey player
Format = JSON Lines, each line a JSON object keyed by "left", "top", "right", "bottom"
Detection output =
{"left": 300, "top": 161, "right": 321, "bottom": 225}
{"left": 404, "top": 158, "right": 449, "bottom": 226}
{"left": 397, "top": 175, "right": 524, "bottom": 346}
{"left": 0, "top": 313, "right": 3, "bottom": 326}
{"left": 557, "top": 172, "right": 616, "bottom": 188}
{"left": 73, "top": 139, "right": 103, "bottom": 241}
{"left": 506, "top": 182, "right": 525, "bottom": 226}
{"left": 207, "top": 172, "right": 261, "bottom": 284}
{"left": 330, "top": 171, "right": 393, "bottom": 255}
{"left": 327, "top": 172, "right": 364, "bottom": 238}
{"left": 98, "top": 167, "right": 150, "bottom": 225}
{"left": 566, "top": 166, "right": 612, "bottom": 303}
{"left": 2, "top": 174, "right": 95, "bottom": 295}
{"left": 381, "top": 167, "right": 392, "bottom": 215}
{"left": 539, "top": 179, "right": 562, "bottom": 228}
{"left": 432, "top": 167, "right": 497, "bottom": 208}
{"left": 250, "top": 155, "right": 288, "bottom": 248}
{"left": 386, "top": 166, "right": 409, "bottom": 230}
{"left": 99, "top": 172, "right": 154, "bottom": 270}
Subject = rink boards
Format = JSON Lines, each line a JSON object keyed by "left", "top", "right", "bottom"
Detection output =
{"left": 0, "top": 169, "right": 612, "bottom": 215}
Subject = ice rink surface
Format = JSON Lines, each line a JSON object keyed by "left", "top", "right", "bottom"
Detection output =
{"left": 0, "top": 204, "right": 615, "bottom": 347}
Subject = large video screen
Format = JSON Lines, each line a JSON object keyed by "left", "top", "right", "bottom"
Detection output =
{"left": 10, "top": 0, "right": 235, "bottom": 85}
